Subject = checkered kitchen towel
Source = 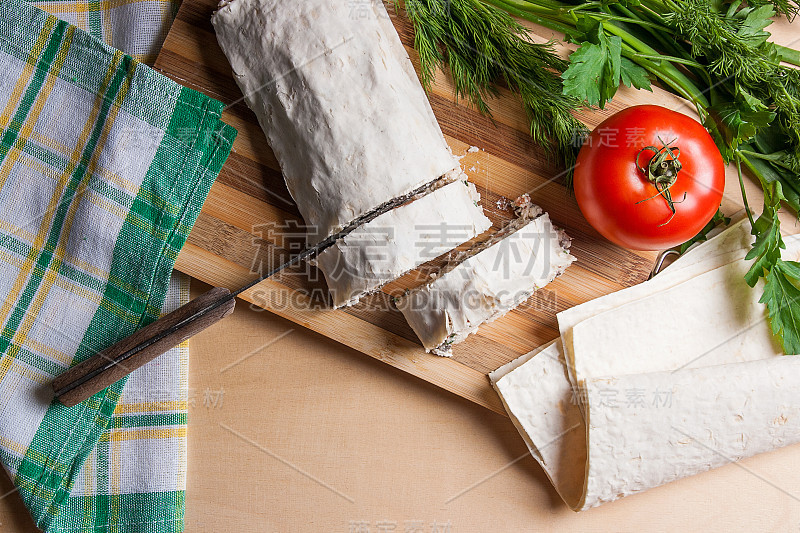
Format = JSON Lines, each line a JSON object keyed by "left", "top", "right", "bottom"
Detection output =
{"left": 58, "top": 275, "right": 190, "bottom": 533}
{"left": 28, "top": 0, "right": 197, "bottom": 531}
{"left": 0, "top": 0, "right": 234, "bottom": 531}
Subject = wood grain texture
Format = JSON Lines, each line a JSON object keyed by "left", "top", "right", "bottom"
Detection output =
{"left": 153, "top": 0, "right": 675, "bottom": 411}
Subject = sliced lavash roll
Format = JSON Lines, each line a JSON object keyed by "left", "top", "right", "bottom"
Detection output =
{"left": 212, "top": 0, "right": 461, "bottom": 239}
{"left": 397, "top": 209, "right": 575, "bottom": 355}
{"left": 490, "top": 228, "right": 800, "bottom": 511}
{"left": 314, "top": 177, "right": 491, "bottom": 308}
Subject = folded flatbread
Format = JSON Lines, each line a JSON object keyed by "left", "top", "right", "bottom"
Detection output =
{"left": 491, "top": 221, "right": 800, "bottom": 510}
{"left": 398, "top": 209, "right": 575, "bottom": 355}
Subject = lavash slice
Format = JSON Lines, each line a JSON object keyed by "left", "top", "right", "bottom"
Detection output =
{"left": 558, "top": 215, "right": 755, "bottom": 407}
{"left": 582, "top": 355, "right": 800, "bottom": 509}
{"left": 491, "top": 224, "right": 800, "bottom": 511}
{"left": 398, "top": 211, "right": 575, "bottom": 355}
{"left": 567, "top": 231, "right": 800, "bottom": 386}
{"left": 314, "top": 178, "right": 491, "bottom": 308}
{"left": 491, "top": 341, "right": 800, "bottom": 511}
{"left": 212, "top": 0, "right": 495, "bottom": 308}
{"left": 558, "top": 214, "right": 753, "bottom": 350}
{"left": 490, "top": 340, "right": 588, "bottom": 509}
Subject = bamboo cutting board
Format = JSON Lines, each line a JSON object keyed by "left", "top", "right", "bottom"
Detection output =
{"left": 154, "top": 0, "right": 674, "bottom": 414}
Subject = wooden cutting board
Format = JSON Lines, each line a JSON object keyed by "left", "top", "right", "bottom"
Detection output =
{"left": 153, "top": 0, "right": 680, "bottom": 415}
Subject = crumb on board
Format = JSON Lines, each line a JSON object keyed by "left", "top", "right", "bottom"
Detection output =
{"left": 467, "top": 146, "right": 480, "bottom": 153}
{"left": 513, "top": 193, "right": 543, "bottom": 219}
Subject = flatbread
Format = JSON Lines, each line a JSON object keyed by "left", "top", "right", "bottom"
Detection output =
{"left": 490, "top": 340, "right": 587, "bottom": 508}
{"left": 569, "top": 254, "right": 780, "bottom": 384}
{"left": 583, "top": 356, "right": 800, "bottom": 509}
{"left": 558, "top": 214, "right": 753, "bottom": 353}
{"left": 491, "top": 224, "right": 800, "bottom": 511}
{"left": 559, "top": 216, "right": 784, "bottom": 410}
{"left": 492, "top": 342, "right": 800, "bottom": 511}
{"left": 568, "top": 231, "right": 800, "bottom": 385}
{"left": 212, "top": 0, "right": 492, "bottom": 307}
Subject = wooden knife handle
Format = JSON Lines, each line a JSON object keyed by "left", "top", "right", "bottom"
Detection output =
{"left": 53, "top": 287, "right": 236, "bottom": 407}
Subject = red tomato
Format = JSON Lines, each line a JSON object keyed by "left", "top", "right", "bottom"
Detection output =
{"left": 573, "top": 105, "right": 725, "bottom": 250}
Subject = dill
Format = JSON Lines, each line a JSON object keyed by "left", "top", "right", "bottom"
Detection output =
{"left": 398, "top": 0, "right": 587, "bottom": 177}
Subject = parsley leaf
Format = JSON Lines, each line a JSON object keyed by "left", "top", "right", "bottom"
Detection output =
{"left": 561, "top": 37, "right": 617, "bottom": 107}
{"left": 761, "top": 261, "right": 800, "bottom": 354}
{"left": 562, "top": 20, "right": 649, "bottom": 108}
{"left": 741, "top": 147, "right": 800, "bottom": 215}
{"left": 620, "top": 57, "right": 652, "bottom": 91}
{"left": 705, "top": 87, "right": 776, "bottom": 161}
{"left": 744, "top": 180, "right": 800, "bottom": 354}
{"left": 733, "top": 4, "right": 775, "bottom": 48}
{"left": 744, "top": 180, "right": 785, "bottom": 287}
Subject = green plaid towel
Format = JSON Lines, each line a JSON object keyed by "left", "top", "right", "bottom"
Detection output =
{"left": 0, "top": 0, "right": 235, "bottom": 530}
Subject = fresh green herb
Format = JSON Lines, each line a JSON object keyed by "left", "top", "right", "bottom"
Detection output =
{"left": 398, "top": 0, "right": 587, "bottom": 174}
{"left": 562, "top": 18, "right": 651, "bottom": 108}
{"left": 663, "top": 0, "right": 800, "bottom": 167}
{"left": 443, "top": 333, "right": 458, "bottom": 346}
{"left": 745, "top": 181, "right": 800, "bottom": 354}
{"left": 398, "top": 0, "right": 800, "bottom": 354}
{"left": 704, "top": 86, "right": 776, "bottom": 162}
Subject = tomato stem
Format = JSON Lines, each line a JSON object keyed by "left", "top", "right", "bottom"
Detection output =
{"left": 634, "top": 137, "right": 686, "bottom": 226}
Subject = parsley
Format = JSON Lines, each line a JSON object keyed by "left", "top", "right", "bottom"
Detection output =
{"left": 443, "top": 333, "right": 457, "bottom": 347}
{"left": 705, "top": 87, "right": 776, "bottom": 162}
{"left": 562, "top": 19, "right": 651, "bottom": 108}
{"left": 744, "top": 181, "right": 800, "bottom": 354}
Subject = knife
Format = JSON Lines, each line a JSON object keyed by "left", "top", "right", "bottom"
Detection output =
{"left": 52, "top": 180, "right": 438, "bottom": 407}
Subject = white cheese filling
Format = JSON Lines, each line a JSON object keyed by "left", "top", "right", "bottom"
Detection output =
{"left": 315, "top": 178, "right": 492, "bottom": 308}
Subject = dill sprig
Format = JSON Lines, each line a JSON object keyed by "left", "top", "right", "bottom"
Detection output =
{"left": 746, "top": 0, "right": 800, "bottom": 19}
{"left": 398, "top": 0, "right": 587, "bottom": 176}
